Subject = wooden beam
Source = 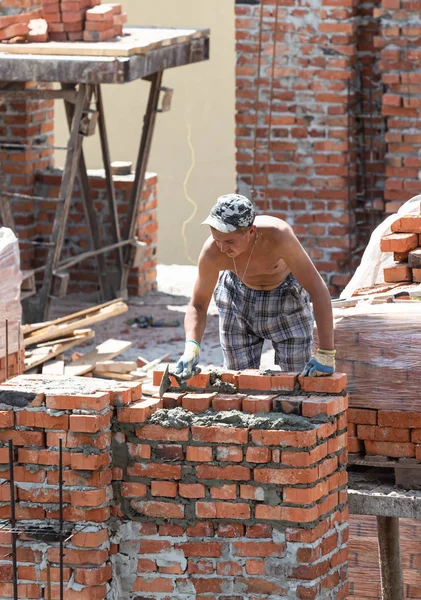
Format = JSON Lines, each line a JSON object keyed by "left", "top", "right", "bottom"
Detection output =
{"left": 63, "top": 338, "right": 132, "bottom": 377}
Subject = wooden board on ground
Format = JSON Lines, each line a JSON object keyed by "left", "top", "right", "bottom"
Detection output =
{"left": 23, "top": 300, "right": 127, "bottom": 347}
{"left": 63, "top": 339, "right": 132, "bottom": 377}
{"left": 22, "top": 298, "right": 124, "bottom": 336}
{"left": 94, "top": 360, "right": 137, "bottom": 374}
{"left": 0, "top": 27, "right": 210, "bottom": 58}
{"left": 24, "top": 329, "right": 93, "bottom": 371}
{"left": 42, "top": 359, "right": 64, "bottom": 375}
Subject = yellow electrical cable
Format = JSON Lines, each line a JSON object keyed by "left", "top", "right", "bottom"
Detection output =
{"left": 181, "top": 122, "right": 198, "bottom": 265}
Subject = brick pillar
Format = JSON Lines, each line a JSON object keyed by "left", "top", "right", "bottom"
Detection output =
{"left": 113, "top": 367, "right": 349, "bottom": 599}
{"left": 377, "top": 0, "right": 421, "bottom": 213}
{"left": 0, "top": 3, "right": 54, "bottom": 272}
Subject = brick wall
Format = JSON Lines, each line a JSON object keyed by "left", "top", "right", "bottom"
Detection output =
{"left": 0, "top": 368, "right": 349, "bottom": 599}
{"left": 33, "top": 169, "right": 158, "bottom": 296}
{"left": 235, "top": 0, "right": 396, "bottom": 294}
{"left": 377, "top": 0, "right": 421, "bottom": 213}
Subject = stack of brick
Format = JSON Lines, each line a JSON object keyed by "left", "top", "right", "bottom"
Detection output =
{"left": 42, "top": 0, "right": 99, "bottom": 42}
{"left": 84, "top": 3, "right": 127, "bottom": 42}
{"left": 380, "top": 212, "right": 421, "bottom": 282}
{"left": 0, "top": 9, "right": 46, "bottom": 43}
{"left": 0, "top": 228, "right": 24, "bottom": 384}
{"left": 0, "top": 368, "right": 349, "bottom": 600}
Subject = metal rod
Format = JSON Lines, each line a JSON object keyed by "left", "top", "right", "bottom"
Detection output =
{"left": 57, "top": 239, "right": 134, "bottom": 272}
{"left": 250, "top": 1, "right": 265, "bottom": 204}
{"left": 17, "top": 321, "right": 21, "bottom": 376}
{"left": 8, "top": 441, "right": 17, "bottom": 600}
{"left": 46, "top": 563, "right": 52, "bottom": 600}
{"left": 59, "top": 438, "right": 64, "bottom": 600}
{"left": 5, "top": 320, "right": 8, "bottom": 381}
{"left": 2, "top": 190, "right": 65, "bottom": 203}
{"left": 377, "top": 516, "right": 404, "bottom": 600}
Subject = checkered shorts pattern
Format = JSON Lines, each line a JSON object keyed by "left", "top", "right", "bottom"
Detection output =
{"left": 214, "top": 271, "right": 314, "bottom": 371}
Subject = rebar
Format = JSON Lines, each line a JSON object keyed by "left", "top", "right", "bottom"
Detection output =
{"left": 17, "top": 321, "right": 21, "bottom": 376}
{"left": 5, "top": 320, "right": 8, "bottom": 381}
{"left": 8, "top": 441, "right": 17, "bottom": 600}
{"left": 59, "top": 438, "right": 64, "bottom": 600}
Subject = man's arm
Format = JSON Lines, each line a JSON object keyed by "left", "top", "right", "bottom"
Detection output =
{"left": 185, "top": 245, "right": 220, "bottom": 343}
{"left": 279, "top": 225, "right": 334, "bottom": 350}
{"left": 175, "top": 242, "right": 221, "bottom": 380}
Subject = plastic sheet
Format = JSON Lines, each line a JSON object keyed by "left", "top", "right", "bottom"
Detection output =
{"left": 332, "top": 303, "right": 421, "bottom": 410}
{"left": 0, "top": 227, "right": 23, "bottom": 358}
{"left": 340, "top": 194, "right": 421, "bottom": 299}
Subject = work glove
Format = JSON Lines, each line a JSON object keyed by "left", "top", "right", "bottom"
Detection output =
{"left": 175, "top": 340, "right": 201, "bottom": 380}
{"left": 301, "top": 349, "right": 336, "bottom": 377}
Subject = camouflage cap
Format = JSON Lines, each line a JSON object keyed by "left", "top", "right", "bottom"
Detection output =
{"left": 201, "top": 194, "right": 255, "bottom": 233}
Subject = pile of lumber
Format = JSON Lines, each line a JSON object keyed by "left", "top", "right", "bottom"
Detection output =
{"left": 0, "top": 10, "right": 47, "bottom": 44}
{"left": 24, "top": 298, "right": 127, "bottom": 372}
{"left": 381, "top": 213, "right": 421, "bottom": 284}
{"left": 41, "top": 0, "right": 126, "bottom": 43}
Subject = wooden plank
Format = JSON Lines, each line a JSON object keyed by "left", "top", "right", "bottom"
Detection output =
{"left": 42, "top": 360, "right": 65, "bottom": 375}
{"left": 24, "top": 329, "right": 94, "bottom": 370}
{"left": 64, "top": 338, "right": 132, "bottom": 376}
{"left": 92, "top": 370, "right": 139, "bottom": 381}
{"left": 94, "top": 360, "right": 137, "bottom": 374}
{"left": 23, "top": 298, "right": 124, "bottom": 335}
{"left": 0, "top": 27, "right": 210, "bottom": 58}
{"left": 23, "top": 300, "right": 127, "bottom": 347}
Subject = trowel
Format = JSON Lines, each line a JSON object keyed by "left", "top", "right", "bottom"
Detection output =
{"left": 159, "top": 364, "right": 187, "bottom": 399}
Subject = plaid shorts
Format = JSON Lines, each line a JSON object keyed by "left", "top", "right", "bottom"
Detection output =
{"left": 214, "top": 271, "right": 314, "bottom": 371}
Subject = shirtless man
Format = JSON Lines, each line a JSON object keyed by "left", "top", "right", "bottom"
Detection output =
{"left": 176, "top": 194, "right": 335, "bottom": 379}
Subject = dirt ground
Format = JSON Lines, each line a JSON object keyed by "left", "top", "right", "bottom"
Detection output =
{"left": 49, "top": 265, "right": 276, "bottom": 370}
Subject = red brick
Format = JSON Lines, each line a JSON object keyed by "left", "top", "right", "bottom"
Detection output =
{"left": 192, "top": 425, "right": 248, "bottom": 444}
{"left": 71, "top": 489, "right": 107, "bottom": 507}
{"left": 232, "top": 540, "right": 286, "bottom": 557}
{"left": 127, "top": 443, "right": 151, "bottom": 459}
{"left": 127, "top": 462, "right": 181, "bottom": 479}
{"left": 71, "top": 529, "right": 109, "bottom": 548}
{"left": 121, "top": 482, "right": 147, "bottom": 498}
{"left": 283, "top": 481, "right": 329, "bottom": 504}
{"left": 216, "top": 445, "right": 243, "bottom": 462}
{"left": 179, "top": 483, "right": 205, "bottom": 498}
{"left": 212, "top": 393, "right": 245, "bottom": 411}
{"left": 74, "top": 563, "right": 112, "bottom": 586}
{"left": 378, "top": 410, "right": 421, "bottom": 428}
{"left": 298, "top": 373, "right": 347, "bottom": 394}
{"left": 251, "top": 428, "right": 317, "bottom": 448}
{"left": 69, "top": 413, "right": 110, "bottom": 433}
{"left": 358, "top": 425, "right": 410, "bottom": 442}
{"left": 302, "top": 394, "right": 348, "bottom": 418}
{"left": 348, "top": 408, "right": 377, "bottom": 425}
{"left": 391, "top": 215, "right": 421, "bottom": 233}
{"left": 240, "top": 484, "right": 264, "bottom": 501}
{"left": 282, "top": 443, "right": 328, "bottom": 467}
{"left": 365, "top": 440, "right": 415, "bottom": 458}
{"left": 246, "top": 447, "right": 272, "bottom": 463}
{"left": 196, "top": 501, "right": 250, "bottom": 519}
{"left": 380, "top": 232, "right": 418, "bottom": 253}
{"left": 238, "top": 370, "right": 272, "bottom": 390}
{"left": 135, "top": 424, "right": 189, "bottom": 441}
{"left": 182, "top": 392, "right": 217, "bottom": 413}
{"left": 0, "top": 430, "right": 44, "bottom": 446}
{"left": 70, "top": 452, "right": 110, "bottom": 470}
{"left": 210, "top": 484, "right": 237, "bottom": 499}
{"left": 186, "top": 446, "right": 213, "bottom": 462}
{"left": 196, "top": 464, "right": 250, "bottom": 480}
{"left": 118, "top": 397, "right": 162, "bottom": 423}
{"left": 242, "top": 394, "right": 276, "bottom": 413}
{"left": 254, "top": 466, "right": 319, "bottom": 485}
{"left": 384, "top": 263, "right": 412, "bottom": 282}
{"left": 0, "top": 411, "right": 13, "bottom": 428}
{"left": 131, "top": 500, "right": 184, "bottom": 518}
{"left": 151, "top": 481, "right": 178, "bottom": 497}
{"left": 132, "top": 576, "right": 174, "bottom": 593}
{"left": 46, "top": 391, "right": 109, "bottom": 411}
{"left": 270, "top": 372, "right": 298, "bottom": 391}
{"left": 178, "top": 541, "right": 222, "bottom": 557}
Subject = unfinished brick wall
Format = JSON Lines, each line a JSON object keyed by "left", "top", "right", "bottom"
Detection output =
{"left": 0, "top": 369, "right": 349, "bottom": 599}
{"left": 235, "top": 0, "right": 392, "bottom": 293}
{"left": 33, "top": 170, "right": 158, "bottom": 296}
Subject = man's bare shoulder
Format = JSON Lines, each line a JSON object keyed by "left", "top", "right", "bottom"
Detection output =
{"left": 255, "top": 215, "right": 293, "bottom": 240}
{"left": 199, "top": 235, "right": 227, "bottom": 269}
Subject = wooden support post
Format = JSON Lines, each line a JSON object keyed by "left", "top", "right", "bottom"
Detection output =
{"left": 95, "top": 85, "right": 124, "bottom": 289}
{"left": 62, "top": 83, "right": 112, "bottom": 302}
{"left": 376, "top": 516, "right": 404, "bottom": 600}
{"left": 0, "top": 155, "right": 16, "bottom": 232}
{"left": 119, "top": 71, "right": 163, "bottom": 295}
{"left": 23, "top": 84, "right": 92, "bottom": 323}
